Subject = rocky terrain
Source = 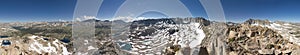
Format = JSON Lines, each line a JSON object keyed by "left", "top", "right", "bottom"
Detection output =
{"left": 0, "top": 35, "right": 71, "bottom": 55}
{"left": 0, "top": 22, "right": 73, "bottom": 55}
{"left": 225, "top": 22, "right": 300, "bottom": 55}
{"left": 0, "top": 18, "right": 300, "bottom": 55}
{"left": 200, "top": 19, "right": 300, "bottom": 55}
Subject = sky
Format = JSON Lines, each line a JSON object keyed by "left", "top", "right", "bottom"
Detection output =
{"left": 0, "top": 0, "right": 299, "bottom": 22}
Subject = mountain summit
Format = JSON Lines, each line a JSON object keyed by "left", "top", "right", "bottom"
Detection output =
{"left": 0, "top": 18, "right": 300, "bottom": 55}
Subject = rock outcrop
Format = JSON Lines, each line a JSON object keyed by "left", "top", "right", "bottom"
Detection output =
{"left": 225, "top": 23, "right": 300, "bottom": 55}
{"left": 244, "top": 19, "right": 271, "bottom": 25}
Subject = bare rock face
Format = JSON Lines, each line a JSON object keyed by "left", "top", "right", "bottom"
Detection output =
{"left": 258, "top": 49, "right": 274, "bottom": 54}
{"left": 225, "top": 24, "right": 300, "bottom": 55}
{"left": 291, "top": 49, "right": 300, "bottom": 55}
{"left": 244, "top": 19, "right": 271, "bottom": 25}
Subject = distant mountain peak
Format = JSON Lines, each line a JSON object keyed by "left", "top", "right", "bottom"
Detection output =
{"left": 81, "top": 19, "right": 101, "bottom": 22}
{"left": 244, "top": 19, "right": 271, "bottom": 25}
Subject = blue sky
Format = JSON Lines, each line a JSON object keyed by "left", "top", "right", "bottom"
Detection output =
{"left": 0, "top": 0, "right": 76, "bottom": 22}
{"left": 222, "top": 0, "right": 300, "bottom": 22}
{"left": 0, "top": 0, "right": 299, "bottom": 22}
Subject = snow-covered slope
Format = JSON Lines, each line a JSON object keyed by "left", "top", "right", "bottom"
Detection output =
{"left": 116, "top": 20, "right": 206, "bottom": 54}
{"left": 28, "top": 35, "right": 71, "bottom": 55}
{"left": 0, "top": 35, "right": 71, "bottom": 55}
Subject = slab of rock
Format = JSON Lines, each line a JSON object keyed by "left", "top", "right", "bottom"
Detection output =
{"left": 258, "top": 49, "right": 274, "bottom": 54}
{"left": 274, "top": 50, "right": 282, "bottom": 55}
{"left": 291, "top": 49, "right": 300, "bottom": 55}
{"left": 228, "top": 31, "right": 237, "bottom": 38}
{"left": 229, "top": 52, "right": 238, "bottom": 55}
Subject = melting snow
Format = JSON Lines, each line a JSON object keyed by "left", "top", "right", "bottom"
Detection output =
{"left": 123, "top": 22, "right": 206, "bottom": 54}
{"left": 188, "top": 23, "right": 205, "bottom": 48}
{"left": 28, "top": 35, "right": 71, "bottom": 55}
{"left": 77, "top": 52, "right": 88, "bottom": 55}
{"left": 87, "top": 46, "right": 96, "bottom": 50}
{"left": 84, "top": 40, "right": 89, "bottom": 45}
{"left": 29, "top": 35, "right": 38, "bottom": 39}
{"left": 174, "top": 23, "right": 205, "bottom": 48}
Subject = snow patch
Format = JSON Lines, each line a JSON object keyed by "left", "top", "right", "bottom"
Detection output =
{"left": 87, "top": 46, "right": 97, "bottom": 50}
{"left": 28, "top": 35, "right": 71, "bottom": 55}
{"left": 84, "top": 40, "right": 89, "bottom": 45}
{"left": 29, "top": 35, "right": 38, "bottom": 39}
{"left": 174, "top": 23, "right": 205, "bottom": 48}
{"left": 123, "top": 22, "right": 206, "bottom": 54}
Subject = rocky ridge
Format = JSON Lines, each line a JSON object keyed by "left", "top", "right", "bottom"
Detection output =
{"left": 0, "top": 18, "right": 300, "bottom": 55}
{"left": 223, "top": 19, "right": 300, "bottom": 55}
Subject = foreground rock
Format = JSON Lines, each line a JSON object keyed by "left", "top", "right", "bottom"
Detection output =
{"left": 224, "top": 20, "right": 300, "bottom": 55}
{"left": 0, "top": 35, "right": 71, "bottom": 55}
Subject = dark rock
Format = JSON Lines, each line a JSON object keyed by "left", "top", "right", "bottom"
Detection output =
{"left": 82, "top": 19, "right": 100, "bottom": 22}
{"left": 43, "top": 38, "right": 49, "bottom": 40}
{"left": 199, "top": 47, "right": 209, "bottom": 55}
{"left": 168, "top": 29, "right": 179, "bottom": 34}
{"left": 195, "top": 17, "right": 210, "bottom": 26}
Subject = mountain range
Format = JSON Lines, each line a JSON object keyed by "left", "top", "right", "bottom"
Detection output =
{"left": 0, "top": 17, "right": 299, "bottom": 55}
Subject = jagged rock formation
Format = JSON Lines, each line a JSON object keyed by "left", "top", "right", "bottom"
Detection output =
{"left": 199, "top": 19, "right": 300, "bottom": 55}
{"left": 225, "top": 24, "right": 299, "bottom": 55}
{"left": 244, "top": 19, "right": 271, "bottom": 25}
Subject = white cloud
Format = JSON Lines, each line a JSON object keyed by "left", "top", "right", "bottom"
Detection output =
{"left": 75, "top": 15, "right": 98, "bottom": 21}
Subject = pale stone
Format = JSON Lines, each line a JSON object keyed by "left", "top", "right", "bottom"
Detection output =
{"left": 229, "top": 52, "right": 238, "bottom": 55}
{"left": 274, "top": 50, "right": 282, "bottom": 55}
{"left": 258, "top": 49, "right": 274, "bottom": 54}
{"left": 291, "top": 50, "right": 300, "bottom": 55}
{"left": 229, "top": 31, "right": 237, "bottom": 38}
